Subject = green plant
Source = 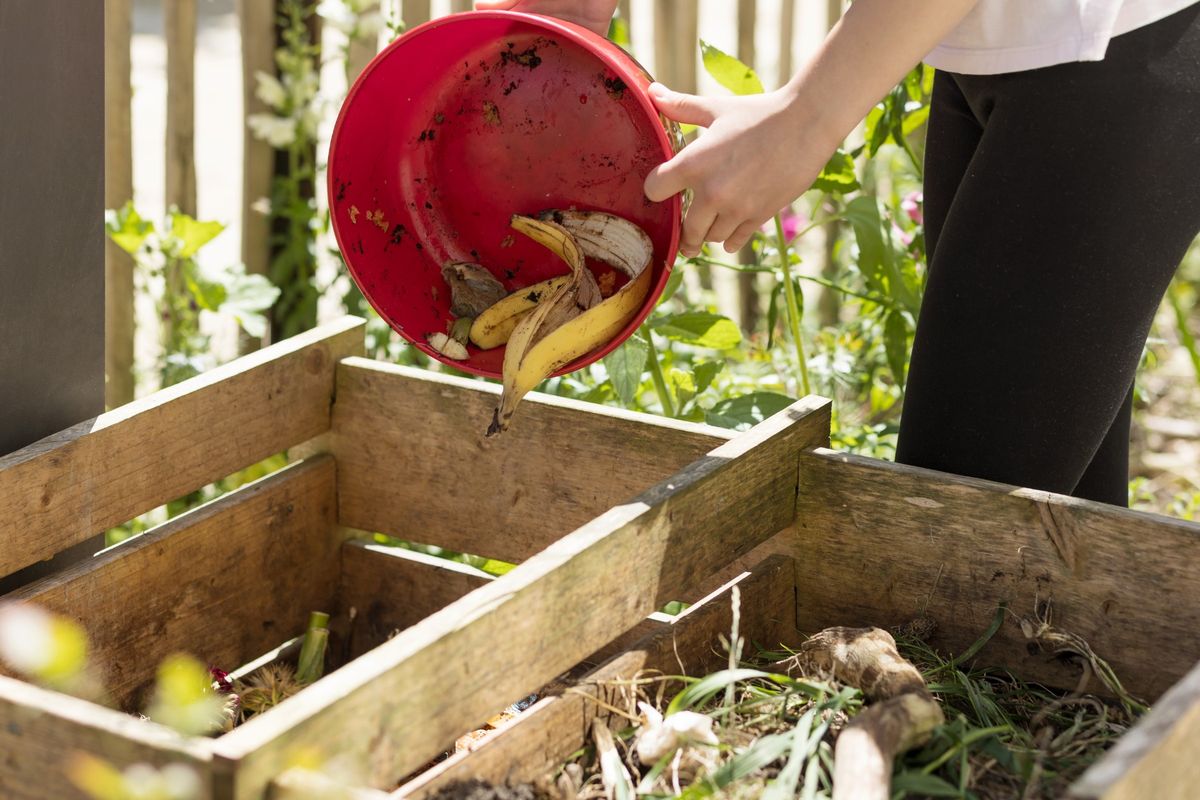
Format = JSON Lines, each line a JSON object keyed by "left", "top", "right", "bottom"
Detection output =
{"left": 105, "top": 202, "right": 279, "bottom": 389}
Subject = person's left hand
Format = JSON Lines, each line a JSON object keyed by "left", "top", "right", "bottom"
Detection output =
{"left": 643, "top": 82, "right": 838, "bottom": 256}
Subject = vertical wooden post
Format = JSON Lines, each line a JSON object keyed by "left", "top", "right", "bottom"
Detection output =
{"left": 735, "top": 0, "right": 760, "bottom": 334}
{"left": 165, "top": 0, "right": 198, "bottom": 217}
{"left": 403, "top": 0, "right": 432, "bottom": 27}
{"left": 778, "top": 0, "right": 795, "bottom": 86}
{"left": 450, "top": 0, "right": 472, "bottom": 12}
{"left": 618, "top": 0, "right": 632, "bottom": 39}
{"left": 237, "top": 0, "right": 276, "bottom": 346}
{"left": 105, "top": 0, "right": 136, "bottom": 408}
{"left": 818, "top": 0, "right": 843, "bottom": 328}
{"left": 347, "top": 2, "right": 383, "bottom": 82}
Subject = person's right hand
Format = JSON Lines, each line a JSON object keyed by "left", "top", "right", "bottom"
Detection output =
{"left": 473, "top": 0, "right": 618, "bottom": 37}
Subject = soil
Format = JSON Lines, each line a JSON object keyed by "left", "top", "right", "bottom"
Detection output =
{"left": 429, "top": 779, "right": 548, "bottom": 800}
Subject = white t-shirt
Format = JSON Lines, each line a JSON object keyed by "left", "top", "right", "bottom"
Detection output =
{"left": 925, "top": 0, "right": 1199, "bottom": 74}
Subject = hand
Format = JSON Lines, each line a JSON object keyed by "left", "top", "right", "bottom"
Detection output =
{"left": 473, "top": 0, "right": 618, "bottom": 37}
{"left": 643, "top": 83, "right": 837, "bottom": 257}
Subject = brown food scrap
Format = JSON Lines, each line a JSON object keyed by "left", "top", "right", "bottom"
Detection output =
{"left": 598, "top": 271, "right": 617, "bottom": 298}
{"left": 602, "top": 74, "right": 628, "bottom": 100}
{"left": 500, "top": 234, "right": 515, "bottom": 248}
{"left": 348, "top": 205, "right": 360, "bottom": 224}
{"left": 366, "top": 209, "right": 388, "bottom": 231}
{"left": 482, "top": 100, "right": 501, "bottom": 126}
{"left": 500, "top": 43, "right": 542, "bottom": 69}
{"left": 441, "top": 261, "right": 508, "bottom": 317}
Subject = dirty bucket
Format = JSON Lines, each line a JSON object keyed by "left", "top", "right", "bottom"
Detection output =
{"left": 327, "top": 10, "right": 682, "bottom": 377}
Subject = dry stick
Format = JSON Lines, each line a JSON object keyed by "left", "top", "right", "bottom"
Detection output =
{"left": 785, "top": 627, "right": 945, "bottom": 800}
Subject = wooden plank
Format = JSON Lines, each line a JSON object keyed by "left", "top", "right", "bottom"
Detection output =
{"left": 332, "top": 358, "right": 732, "bottom": 563}
{"left": 653, "top": 0, "right": 698, "bottom": 93}
{"left": 212, "top": 395, "right": 830, "bottom": 798}
{"left": 5, "top": 458, "right": 341, "bottom": 711}
{"left": 0, "top": 316, "right": 364, "bottom": 580}
{"left": 347, "top": 1, "right": 384, "bottom": 81}
{"left": 104, "top": 0, "right": 135, "bottom": 409}
{"left": 165, "top": 0, "right": 197, "bottom": 216}
{"left": 236, "top": 0, "right": 275, "bottom": 300}
{"left": 1071, "top": 660, "right": 1200, "bottom": 798}
{"left": 338, "top": 541, "right": 494, "bottom": 659}
{"left": 792, "top": 448, "right": 1200, "bottom": 700}
{"left": 394, "top": 555, "right": 798, "bottom": 797}
{"left": 403, "top": 0, "right": 431, "bottom": 27}
{"left": 0, "top": 675, "right": 212, "bottom": 800}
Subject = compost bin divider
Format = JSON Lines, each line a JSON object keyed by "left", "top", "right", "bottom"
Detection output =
{"left": 209, "top": 394, "right": 831, "bottom": 799}
{"left": 0, "top": 315, "right": 365, "bottom": 583}
{"left": 330, "top": 358, "right": 734, "bottom": 563}
{"left": 393, "top": 553, "right": 799, "bottom": 798}
{"left": 4, "top": 457, "right": 342, "bottom": 710}
{"left": 792, "top": 448, "right": 1200, "bottom": 700}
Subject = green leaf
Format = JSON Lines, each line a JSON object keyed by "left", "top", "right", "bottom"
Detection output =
{"left": 105, "top": 202, "right": 154, "bottom": 255}
{"left": 658, "top": 265, "right": 685, "bottom": 306}
{"left": 219, "top": 263, "right": 281, "bottom": 338}
{"left": 169, "top": 212, "right": 225, "bottom": 259}
{"left": 884, "top": 311, "right": 908, "bottom": 389}
{"left": 667, "top": 668, "right": 775, "bottom": 715}
{"left": 603, "top": 336, "right": 650, "bottom": 405}
{"left": 700, "top": 40, "right": 763, "bottom": 96}
{"left": 844, "top": 196, "right": 888, "bottom": 296}
{"left": 705, "top": 392, "right": 797, "bottom": 431}
{"left": 653, "top": 311, "right": 742, "bottom": 350}
{"left": 693, "top": 361, "right": 723, "bottom": 394}
{"left": 606, "top": 15, "right": 630, "bottom": 48}
{"left": 185, "top": 266, "right": 228, "bottom": 312}
{"left": 890, "top": 771, "right": 963, "bottom": 798}
{"left": 811, "top": 149, "right": 860, "bottom": 195}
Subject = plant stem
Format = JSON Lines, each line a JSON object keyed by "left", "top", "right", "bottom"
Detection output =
{"left": 775, "top": 215, "right": 813, "bottom": 397}
{"left": 642, "top": 325, "right": 675, "bottom": 418}
{"left": 690, "top": 255, "right": 892, "bottom": 307}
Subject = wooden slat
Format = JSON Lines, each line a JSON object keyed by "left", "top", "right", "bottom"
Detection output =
{"left": 104, "top": 0, "right": 135, "bottom": 408}
{"left": 236, "top": 0, "right": 275, "bottom": 297}
{"left": 653, "top": 0, "right": 699, "bottom": 93}
{"left": 792, "top": 449, "right": 1200, "bottom": 700}
{"left": 332, "top": 359, "right": 731, "bottom": 563}
{"left": 338, "top": 541, "right": 494, "bottom": 659}
{"left": 347, "top": 1, "right": 384, "bottom": 82}
{"left": 1071, "top": 659, "right": 1200, "bottom": 798}
{"left": 212, "top": 395, "right": 830, "bottom": 798}
{"left": 403, "top": 0, "right": 431, "bottom": 27}
{"left": 0, "top": 676, "right": 212, "bottom": 800}
{"left": 0, "top": 316, "right": 363, "bottom": 584}
{"left": 395, "top": 555, "right": 798, "bottom": 797}
{"left": 165, "top": 0, "right": 197, "bottom": 216}
{"left": 6, "top": 457, "right": 341, "bottom": 711}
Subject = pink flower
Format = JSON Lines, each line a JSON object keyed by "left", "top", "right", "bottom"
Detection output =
{"left": 763, "top": 207, "right": 808, "bottom": 243}
{"left": 901, "top": 192, "right": 923, "bottom": 225}
{"left": 893, "top": 223, "right": 914, "bottom": 248}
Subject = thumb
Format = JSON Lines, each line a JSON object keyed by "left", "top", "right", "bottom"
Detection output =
{"left": 648, "top": 83, "right": 719, "bottom": 127}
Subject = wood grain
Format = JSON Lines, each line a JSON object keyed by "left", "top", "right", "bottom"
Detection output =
{"left": 338, "top": 541, "right": 495, "bottom": 659}
{"left": 1071, "top": 659, "right": 1200, "bottom": 798}
{"left": 212, "top": 395, "right": 830, "bottom": 799}
{"left": 235, "top": 0, "right": 275, "bottom": 290}
{"left": 792, "top": 449, "right": 1200, "bottom": 700}
{"left": 394, "top": 555, "right": 799, "bottom": 797}
{"left": 332, "top": 359, "right": 732, "bottom": 563}
{"left": 7, "top": 457, "right": 340, "bottom": 711}
{"left": 165, "top": 0, "right": 197, "bottom": 216}
{"left": 0, "top": 316, "right": 363, "bottom": 581}
{"left": 0, "top": 675, "right": 212, "bottom": 800}
{"left": 104, "top": 0, "right": 135, "bottom": 408}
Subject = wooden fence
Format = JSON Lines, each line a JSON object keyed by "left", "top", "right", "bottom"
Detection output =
{"left": 102, "top": 0, "right": 833, "bottom": 409}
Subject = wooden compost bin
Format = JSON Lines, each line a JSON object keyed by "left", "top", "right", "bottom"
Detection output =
{"left": 0, "top": 316, "right": 830, "bottom": 799}
{"left": 2, "top": 315, "right": 1198, "bottom": 799}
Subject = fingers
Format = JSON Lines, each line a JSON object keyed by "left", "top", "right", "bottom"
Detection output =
{"left": 648, "top": 83, "right": 718, "bottom": 127}
{"left": 705, "top": 214, "right": 741, "bottom": 250}
{"left": 723, "top": 221, "right": 762, "bottom": 255}
{"left": 679, "top": 199, "right": 717, "bottom": 258}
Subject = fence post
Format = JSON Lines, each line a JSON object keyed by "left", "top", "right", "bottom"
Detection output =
{"left": 237, "top": 0, "right": 276, "bottom": 350}
{"left": 403, "top": 0, "right": 432, "bottom": 27}
{"left": 348, "top": 2, "right": 384, "bottom": 82}
{"left": 735, "top": 0, "right": 760, "bottom": 334}
{"left": 818, "top": 0, "right": 843, "bottom": 328}
{"left": 105, "top": 0, "right": 136, "bottom": 407}
{"left": 165, "top": 0, "right": 198, "bottom": 216}
{"left": 450, "top": 0, "right": 472, "bottom": 12}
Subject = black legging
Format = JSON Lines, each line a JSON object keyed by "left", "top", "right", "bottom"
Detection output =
{"left": 895, "top": 3, "right": 1200, "bottom": 506}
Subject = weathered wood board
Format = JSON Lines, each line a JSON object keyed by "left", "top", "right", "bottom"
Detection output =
{"left": 0, "top": 676, "right": 212, "bottom": 800}
{"left": 211, "top": 396, "right": 830, "bottom": 798}
{"left": 0, "top": 317, "right": 363, "bottom": 581}
{"left": 792, "top": 448, "right": 1200, "bottom": 700}
{"left": 6, "top": 458, "right": 340, "bottom": 711}
{"left": 331, "top": 358, "right": 732, "bottom": 563}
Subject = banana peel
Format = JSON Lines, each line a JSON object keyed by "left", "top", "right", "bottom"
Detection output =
{"left": 487, "top": 211, "right": 654, "bottom": 437}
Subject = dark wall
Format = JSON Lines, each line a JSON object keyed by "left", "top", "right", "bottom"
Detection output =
{"left": 0, "top": 0, "right": 105, "bottom": 457}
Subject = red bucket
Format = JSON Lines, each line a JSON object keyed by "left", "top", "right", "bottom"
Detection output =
{"left": 328, "top": 10, "right": 682, "bottom": 378}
